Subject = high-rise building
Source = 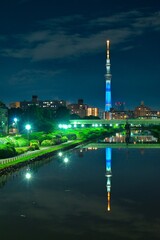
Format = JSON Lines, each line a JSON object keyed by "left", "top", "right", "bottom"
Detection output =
{"left": 104, "top": 40, "right": 112, "bottom": 120}
{"left": 67, "top": 99, "right": 88, "bottom": 118}
{"left": 105, "top": 40, "right": 112, "bottom": 112}
{"left": 134, "top": 101, "right": 151, "bottom": 118}
{"left": 0, "top": 102, "right": 8, "bottom": 134}
{"left": 86, "top": 107, "right": 99, "bottom": 117}
{"left": 9, "top": 102, "right": 20, "bottom": 109}
{"left": 18, "top": 96, "right": 66, "bottom": 110}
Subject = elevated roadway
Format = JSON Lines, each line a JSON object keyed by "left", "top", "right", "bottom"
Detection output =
{"left": 69, "top": 119, "right": 160, "bottom": 126}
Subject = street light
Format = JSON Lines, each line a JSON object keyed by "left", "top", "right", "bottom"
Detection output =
{"left": 25, "top": 124, "right": 31, "bottom": 140}
{"left": 14, "top": 117, "right": 18, "bottom": 123}
{"left": 13, "top": 117, "right": 19, "bottom": 133}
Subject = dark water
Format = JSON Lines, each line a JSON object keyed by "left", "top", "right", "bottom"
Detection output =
{"left": 0, "top": 147, "right": 160, "bottom": 240}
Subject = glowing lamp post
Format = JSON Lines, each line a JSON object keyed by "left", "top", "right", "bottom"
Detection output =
{"left": 25, "top": 124, "right": 31, "bottom": 140}
{"left": 14, "top": 118, "right": 18, "bottom": 123}
{"left": 13, "top": 117, "right": 19, "bottom": 133}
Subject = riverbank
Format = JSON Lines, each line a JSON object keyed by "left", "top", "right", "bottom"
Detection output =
{"left": 1, "top": 140, "right": 160, "bottom": 175}
{"left": 0, "top": 127, "right": 120, "bottom": 173}
{"left": 0, "top": 139, "right": 84, "bottom": 175}
{"left": 85, "top": 143, "right": 160, "bottom": 148}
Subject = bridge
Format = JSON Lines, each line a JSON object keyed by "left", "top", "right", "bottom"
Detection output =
{"left": 69, "top": 119, "right": 160, "bottom": 127}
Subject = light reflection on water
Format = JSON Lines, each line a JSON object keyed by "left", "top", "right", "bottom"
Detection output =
{"left": 104, "top": 130, "right": 158, "bottom": 143}
{"left": 0, "top": 147, "right": 160, "bottom": 240}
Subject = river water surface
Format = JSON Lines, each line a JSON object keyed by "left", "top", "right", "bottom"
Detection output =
{"left": 0, "top": 147, "right": 160, "bottom": 240}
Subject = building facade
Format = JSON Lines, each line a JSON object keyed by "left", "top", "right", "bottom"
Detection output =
{"left": 134, "top": 101, "right": 152, "bottom": 118}
{"left": 0, "top": 102, "right": 8, "bottom": 134}
{"left": 86, "top": 107, "right": 99, "bottom": 117}
{"left": 67, "top": 99, "right": 88, "bottom": 118}
{"left": 9, "top": 102, "right": 20, "bottom": 109}
{"left": 10, "top": 96, "right": 66, "bottom": 110}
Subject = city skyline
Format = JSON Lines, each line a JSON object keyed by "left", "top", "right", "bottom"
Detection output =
{"left": 0, "top": 0, "right": 160, "bottom": 110}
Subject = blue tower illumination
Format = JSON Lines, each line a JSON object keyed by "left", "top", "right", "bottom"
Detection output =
{"left": 105, "top": 147, "right": 112, "bottom": 211}
{"left": 106, "top": 148, "right": 112, "bottom": 173}
{"left": 105, "top": 40, "right": 112, "bottom": 112}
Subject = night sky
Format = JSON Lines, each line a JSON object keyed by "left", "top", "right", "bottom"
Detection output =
{"left": 0, "top": 0, "right": 160, "bottom": 110}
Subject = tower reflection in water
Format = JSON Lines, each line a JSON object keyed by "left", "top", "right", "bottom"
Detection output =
{"left": 105, "top": 148, "right": 112, "bottom": 212}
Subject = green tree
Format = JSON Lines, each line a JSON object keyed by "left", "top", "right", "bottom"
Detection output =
{"left": 55, "top": 106, "right": 70, "bottom": 123}
{"left": 21, "top": 106, "right": 55, "bottom": 132}
{"left": 70, "top": 114, "right": 81, "bottom": 119}
{"left": 83, "top": 115, "right": 100, "bottom": 119}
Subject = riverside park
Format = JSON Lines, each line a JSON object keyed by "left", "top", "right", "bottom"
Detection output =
{"left": 0, "top": 121, "right": 160, "bottom": 172}
{"left": 1, "top": 121, "right": 160, "bottom": 240}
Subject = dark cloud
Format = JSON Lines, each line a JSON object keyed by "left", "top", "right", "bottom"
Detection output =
{"left": 9, "top": 69, "right": 62, "bottom": 85}
{"left": 4, "top": 11, "right": 160, "bottom": 58}
{"left": 1, "top": 10, "right": 160, "bottom": 62}
{"left": 0, "top": 2, "right": 159, "bottom": 107}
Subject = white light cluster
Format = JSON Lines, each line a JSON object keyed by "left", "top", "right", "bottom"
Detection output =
{"left": 92, "top": 123, "right": 102, "bottom": 127}
{"left": 58, "top": 152, "right": 69, "bottom": 164}
{"left": 58, "top": 124, "right": 71, "bottom": 129}
{"left": 25, "top": 172, "right": 32, "bottom": 179}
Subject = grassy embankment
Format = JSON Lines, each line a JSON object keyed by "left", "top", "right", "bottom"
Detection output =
{"left": 0, "top": 139, "right": 83, "bottom": 170}
{"left": 0, "top": 127, "right": 117, "bottom": 170}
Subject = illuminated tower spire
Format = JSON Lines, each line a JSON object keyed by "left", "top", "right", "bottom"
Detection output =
{"left": 105, "top": 40, "right": 112, "bottom": 112}
{"left": 105, "top": 148, "right": 112, "bottom": 211}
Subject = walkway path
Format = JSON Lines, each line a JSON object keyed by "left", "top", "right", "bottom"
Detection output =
{"left": 0, "top": 141, "right": 74, "bottom": 165}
